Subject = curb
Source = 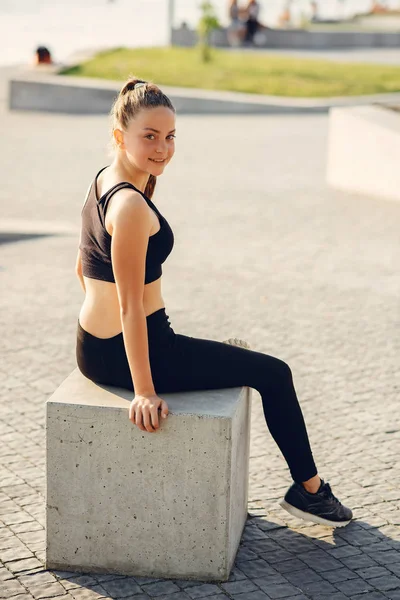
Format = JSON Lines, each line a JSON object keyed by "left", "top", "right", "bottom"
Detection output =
{"left": 8, "top": 63, "right": 400, "bottom": 116}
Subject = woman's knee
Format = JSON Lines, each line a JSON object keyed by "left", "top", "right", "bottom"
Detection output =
{"left": 260, "top": 354, "right": 293, "bottom": 388}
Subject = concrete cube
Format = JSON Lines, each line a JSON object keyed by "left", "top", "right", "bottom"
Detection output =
{"left": 45, "top": 368, "right": 252, "bottom": 581}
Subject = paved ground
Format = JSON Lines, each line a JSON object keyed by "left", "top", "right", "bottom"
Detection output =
{"left": 0, "top": 66, "right": 399, "bottom": 599}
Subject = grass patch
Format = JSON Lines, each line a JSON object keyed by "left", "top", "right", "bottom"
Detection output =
{"left": 60, "top": 46, "right": 400, "bottom": 98}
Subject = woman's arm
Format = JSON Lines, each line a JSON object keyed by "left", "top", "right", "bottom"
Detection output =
{"left": 75, "top": 248, "right": 86, "bottom": 294}
{"left": 109, "top": 190, "right": 155, "bottom": 395}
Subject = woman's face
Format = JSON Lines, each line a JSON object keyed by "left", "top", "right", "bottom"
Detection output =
{"left": 117, "top": 106, "right": 176, "bottom": 176}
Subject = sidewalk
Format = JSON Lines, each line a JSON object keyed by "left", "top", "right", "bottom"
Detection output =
{"left": 1, "top": 85, "right": 399, "bottom": 599}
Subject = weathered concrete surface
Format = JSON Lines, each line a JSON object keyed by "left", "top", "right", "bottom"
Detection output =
{"left": 327, "top": 105, "right": 400, "bottom": 203}
{"left": 45, "top": 371, "right": 251, "bottom": 581}
{"left": 0, "top": 65, "right": 399, "bottom": 599}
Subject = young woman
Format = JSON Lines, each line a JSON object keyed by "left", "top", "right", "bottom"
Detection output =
{"left": 75, "top": 77, "right": 353, "bottom": 528}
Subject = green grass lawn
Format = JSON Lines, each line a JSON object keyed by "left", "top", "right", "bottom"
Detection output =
{"left": 60, "top": 46, "right": 400, "bottom": 98}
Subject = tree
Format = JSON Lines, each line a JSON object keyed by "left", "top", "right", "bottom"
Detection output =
{"left": 197, "top": 1, "right": 220, "bottom": 62}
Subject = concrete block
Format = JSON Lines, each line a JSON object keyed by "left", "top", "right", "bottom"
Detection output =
{"left": 45, "top": 368, "right": 252, "bottom": 581}
{"left": 327, "top": 105, "right": 400, "bottom": 203}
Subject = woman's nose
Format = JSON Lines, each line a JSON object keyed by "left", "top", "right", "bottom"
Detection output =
{"left": 156, "top": 139, "right": 167, "bottom": 153}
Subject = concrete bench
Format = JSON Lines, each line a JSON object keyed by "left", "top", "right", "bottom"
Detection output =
{"left": 45, "top": 368, "right": 252, "bottom": 581}
{"left": 327, "top": 105, "right": 400, "bottom": 203}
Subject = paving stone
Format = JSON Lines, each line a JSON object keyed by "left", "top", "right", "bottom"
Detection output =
{"left": 226, "top": 567, "right": 248, "bottom": 582}
{"left": 296, "top": 550, "right": 343, "bottom": 573}
{"left": 234, "top": 560, "right": 278, "bottom": 579}
{"left": 256, "top": 583, "right": 301, "bottom": 599}
{"left": 0, "top": 577, "right": 27, "bottom": 598}
{"left": 300, "top": 595, "right": 347, "bottom": 600}
{"left": 283, "top": 569, "right": 323, "bottom": 586}
{"left": 326, "top": 546, "right": 362, "bottom": 559}
{"left": 184, "top": 585, "right": 223, "bottom": 599}
{"left": 141, "top": 582, "right": 182, "bottom": 597}
{"left": 221, "top": 581, "right": 258, "bottom": 595}
{"left": 99, "top": 578, "right": 142, "bottom": 597}
{"left": 153, "top": 594, "right": 194, "bottom": 600}
{"left": 18, "top": 571, "right": 60, "bottom": 587}
{"left": 258, "top": 550, "right": 294, "bottom": 565}
{"left": 230, "top": 592, "right": 270, "bottom": 600}
{"left": 348, "top": 593, "right": 390, "bottom": 600}
{"left": 251, "top": 575, "right": 290, "bottom": 590}
{"left": 29, "top": 582, "right": 71, "bottom": 599}
{"left": 388, "top": 563, "right": 400, "bottom": 577}
{"left": 372, "top": 551, "right": 400, "bottom": 566}
{"left": 2, "top": 547, "right": 35, "bottom": 562}
{"left": 340, "top": 555, "right": 378, "bottom": 570}
{"left": 61, "top": 575, "right": 98, "bottom": 590}
{"left": 133, "top": 577, "right": 163, "bottom": 584}
{"left": 272, "top": 560, "right": 305, "bottom": 574}
{"left": 321, "top": 567, "right": 359, "bottom": 583}
{"left": 68, "top": 587, "right": 108, "bottom": 600}
{"left": 355, "top": 565, "right": 394, "bottom": 579}
{"left": 236, "top": 547, "right": 259, "bottom": 563}
{"left": 6, "top": 559, "right": 44, "bottom": 575}
{"left": 366, "top": 574, "right": 400, "bottom": 591}
{"left": 117, "top": 595, "right": 152, "bottom": 600}
{"left": 297, "top": 579, "right": 337, "bottom": 597}
{"left": 334, "top": 577, "right": 374, "bottom": 595}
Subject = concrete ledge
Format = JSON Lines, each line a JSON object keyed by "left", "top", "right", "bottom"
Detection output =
{"left": 327, "top": 104, "right": 400, "bottom": 203}
{"left": 172, "top": 25, "right": 400, "bottom": 49}
{"left": 9, "top": 71, "right": 400, "bottom": 116}
{"left": 45, "top": 368, "right": 252, "bottom": 581}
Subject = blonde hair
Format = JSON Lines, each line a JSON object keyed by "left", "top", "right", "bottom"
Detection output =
{"left": 109, "top": 76, "right": 175, "bottom": 199}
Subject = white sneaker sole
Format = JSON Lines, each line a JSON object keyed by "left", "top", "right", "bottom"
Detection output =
{"left": 279, "top": 500, "right": 352, "bottom": 528}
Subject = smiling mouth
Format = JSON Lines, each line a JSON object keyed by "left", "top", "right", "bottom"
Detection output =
{"left": 149, "top": 158, "right": 166, "bottom": 163}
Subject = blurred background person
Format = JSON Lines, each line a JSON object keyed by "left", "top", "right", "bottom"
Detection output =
{"left": 227, "top": 0, "right": 246, "bottom": 47}
{"left": 244, "top": 0, "right": 261, "bottom": 44}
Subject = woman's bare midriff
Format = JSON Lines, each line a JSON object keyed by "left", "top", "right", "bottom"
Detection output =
{"left": 78, "top": 168, "right": 165, "bottom": 339}
{"left": 78, "top": 276, "right": 165, "bottom": 339}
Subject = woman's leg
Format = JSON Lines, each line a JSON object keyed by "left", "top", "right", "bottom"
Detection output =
{"left": 76, "top": 314, "right": 317, "bottom": 484}
{"left": 150, "top": 332, "right": 318, "bottom": 485}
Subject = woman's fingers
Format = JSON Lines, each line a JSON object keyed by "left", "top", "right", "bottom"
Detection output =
{"left": 132, "top": 407, "right": 146, "bottom": 431}
{"left": 142, "top": 407, "right": 157, "bottom": 432}
{"left": 129, "top": 399, "right": 163, "bottom": 432}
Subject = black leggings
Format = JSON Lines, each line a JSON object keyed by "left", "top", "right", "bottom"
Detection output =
{"left": 76, "top": 308, "right": 317, "bottom": 484}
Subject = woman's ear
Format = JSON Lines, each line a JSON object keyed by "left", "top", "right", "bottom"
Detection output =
{"left": 113, "top": 128, "right": 125, "bottom": 150}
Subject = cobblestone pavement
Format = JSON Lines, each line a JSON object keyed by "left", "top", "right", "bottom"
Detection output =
{"left": 1, "top": 68, "right": 399, "bottom": 599}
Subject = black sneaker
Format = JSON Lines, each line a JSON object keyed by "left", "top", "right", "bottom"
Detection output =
{"left": 279, "top": 479, "right": 353, "bottom": 527}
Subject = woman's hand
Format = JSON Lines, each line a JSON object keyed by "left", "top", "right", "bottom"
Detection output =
{"left": 129, "top": 394, "right": 169, "bottom": 432}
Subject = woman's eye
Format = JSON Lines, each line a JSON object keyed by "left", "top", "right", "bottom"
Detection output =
{"left": 167, "top": 135, "right": 176, "bottom": 140}
{"left": 145, "top": 134, "right": 155, "bottom": 140}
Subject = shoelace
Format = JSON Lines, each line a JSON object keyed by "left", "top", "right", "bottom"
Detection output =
{"left": 320, "top": 482, "right": 340, "bottom": 504}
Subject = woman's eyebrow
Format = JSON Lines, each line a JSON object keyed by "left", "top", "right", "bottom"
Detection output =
{"left": 143, "top": 127, "right": 176, "bottom": 134}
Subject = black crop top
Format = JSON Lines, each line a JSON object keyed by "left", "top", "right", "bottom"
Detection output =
{"left": 79, "top": 166, "right": 174, "bottom": 285}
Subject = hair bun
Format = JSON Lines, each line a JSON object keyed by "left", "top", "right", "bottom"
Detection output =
{"left": 120, "top": 78, "right": 146, "bottom": 96}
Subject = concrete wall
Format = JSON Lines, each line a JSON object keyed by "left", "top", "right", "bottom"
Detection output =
{"left": 172, "top": 26, "right": 400, "bottom": 49}
{"left": 327, "top": 104, "right": 400, "bottom": 203}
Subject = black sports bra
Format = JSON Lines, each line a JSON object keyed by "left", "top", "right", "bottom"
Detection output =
{"left": 79, "top": 166, "right": 174, "bottom": 285}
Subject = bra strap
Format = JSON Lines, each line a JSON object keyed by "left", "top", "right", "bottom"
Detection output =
{"left": 99, "top": 182, "right": 137, "bottom": 227}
